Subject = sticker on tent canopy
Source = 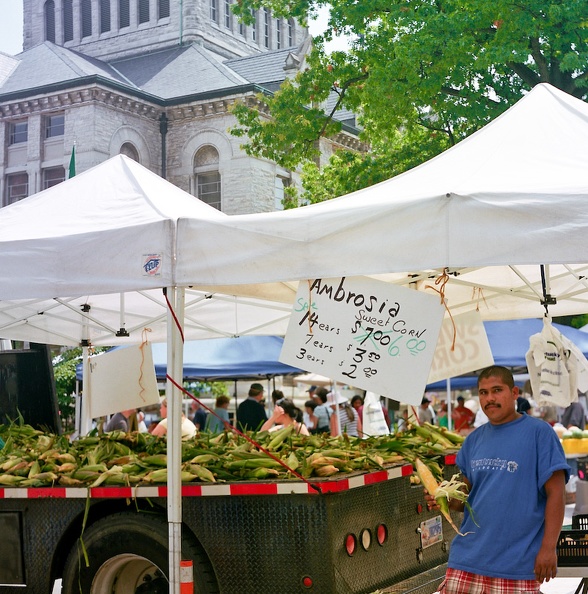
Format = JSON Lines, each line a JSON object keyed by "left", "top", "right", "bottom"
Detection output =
{"left": 426, "top": 311, "right": 494, "bottom": 385}
{"left": 142, "top": 254, "right": 162, "bottom": 276}
{"left": 279, "top": 277, "right": 445, "bottom": 406}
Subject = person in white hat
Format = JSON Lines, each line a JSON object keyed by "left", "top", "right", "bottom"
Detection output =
{"left": 329, "top": 391, "right": 362, "bottom": 437}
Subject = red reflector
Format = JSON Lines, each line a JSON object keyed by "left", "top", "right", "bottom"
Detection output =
{"left": 580, "top": 469, "right": 585, "bottom": 480}
{"left": 302, "top": 576, "right": 313, "bottom": 588}
{"left": 416, "top": 503, "right": 423, "bottom": 513}
{"left": 376, "top": 524, "right": 388, "bottom": 546}
{"left": 345, "top": 533, "right": 357, "bottom": 556}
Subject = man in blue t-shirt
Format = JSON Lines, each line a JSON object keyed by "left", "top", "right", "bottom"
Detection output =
{"left": 430, "top": 365, "right": 569, "bottom": 594}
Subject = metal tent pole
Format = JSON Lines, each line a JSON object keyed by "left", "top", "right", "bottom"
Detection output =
{"left": 166, "top": 287, "right": 185, "bottom": 594}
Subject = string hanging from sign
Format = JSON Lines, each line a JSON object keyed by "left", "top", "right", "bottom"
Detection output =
{"left": 425, "top": 268, "right": 457, "bottom": 351}
{"left": 137, "top": 327, "right": 152, "bottom": 403}
{"left": 471, "top": 286, "right": 487, "bottom": 313}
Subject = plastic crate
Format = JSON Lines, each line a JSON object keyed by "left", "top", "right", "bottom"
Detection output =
{"left": 557, "top": 530, "right": 588, "bottom": 566}
{"left": 573, "top": 515, "right": 588, "bottom": 530}
{"left": 578, "top": 457, "right": 588, "bottom": 481}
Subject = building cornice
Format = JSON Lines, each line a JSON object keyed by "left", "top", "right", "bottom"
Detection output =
{"left": 0, "top": 77, "right": 365, "bottom": 151}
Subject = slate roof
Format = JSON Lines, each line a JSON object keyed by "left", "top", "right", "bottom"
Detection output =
{"left": 110, "top": 45, "right": 249, "bottom": 99}
{"left": 225, "top": 46, "right": 297, "bottom": 87}
{"left": 0, "top": 42, "right": 135, "bottom": 94}
{"left": 0, "top": 40, "right": 357, "bottom": 128}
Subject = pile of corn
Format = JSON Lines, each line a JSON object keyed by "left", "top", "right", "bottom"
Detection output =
{"left": 0, "top": 421, "right": 462, "bottom": 488}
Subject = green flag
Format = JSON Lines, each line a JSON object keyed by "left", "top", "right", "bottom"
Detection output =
{"left": 68, "top": 145, "right": 76, "bottom": 178}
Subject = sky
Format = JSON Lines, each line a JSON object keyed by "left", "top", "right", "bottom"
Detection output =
{"left": 0, "top": 0, "right": 24, "bottom": 55}
{"left": 0, "top": 1, "right": 347, "bottom": 56}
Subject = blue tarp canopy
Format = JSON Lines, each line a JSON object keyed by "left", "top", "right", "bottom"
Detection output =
{"left": 77, "top": 336, "right": 304, "bottom": 382}
{"left": 426, "top": 319, "right": 588, "bottom": 391}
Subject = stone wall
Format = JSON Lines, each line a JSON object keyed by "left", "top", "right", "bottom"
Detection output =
{"left": 24, "top": 0, "right": 308, "bottom": 61}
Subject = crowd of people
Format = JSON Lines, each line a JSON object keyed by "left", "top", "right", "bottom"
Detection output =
{"left": 413, "top": 384, "right": 588, "bottom": 436}
{"left": 100, "top": 383, "right": 392, "bottom": 439}
{"left": 100, "top": 377, "right": 588, "bottom": 444}
{"left": 235, "top": 383, "right": 364, "bottom": 437}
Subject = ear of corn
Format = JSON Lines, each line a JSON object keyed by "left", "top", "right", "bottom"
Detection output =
{"left": 0, "top": 419, "right": 465, "bottom": 487}
{"left": 414, "top": 457, "right": 473, "bottom": 536}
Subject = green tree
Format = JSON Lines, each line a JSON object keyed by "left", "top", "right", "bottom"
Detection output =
{"left": 232, "top": 0, "right": 588, "bottom": 203}
{"left": 53, "top": 347, "right": 108, "bottom": 432}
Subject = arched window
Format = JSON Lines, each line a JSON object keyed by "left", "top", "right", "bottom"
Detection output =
{"left": 63, "top": 0, "right": 74, "bottom": 42}
{"left": 120, "top": 142, "right": 140, "bottom": 162}
{"left": 45, "top": 0, "right": 56, "bottom": 42}
{"left": 194, "top": 146, "right": 221, "bottom": 210}
{"left": 101, "top": 0, "right": 111, "bottom": 33}
{"left": 81, "top": 0, "right": 92, "bottom": 38}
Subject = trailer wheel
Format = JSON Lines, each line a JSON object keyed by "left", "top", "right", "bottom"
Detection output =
{"left": 61, "top": 512, "right": 219, "bottom": 594}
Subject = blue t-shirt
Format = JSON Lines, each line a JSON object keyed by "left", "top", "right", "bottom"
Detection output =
{"left": 449, "top": 414, "right": 569, "bottom": 580}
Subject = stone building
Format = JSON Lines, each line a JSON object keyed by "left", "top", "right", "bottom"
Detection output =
{"left": 0, "top": 0, "right": 362, "bottom": 214}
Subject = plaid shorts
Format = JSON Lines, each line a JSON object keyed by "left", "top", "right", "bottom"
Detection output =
{"left": 438, "top": 568, "right": 541, "bottom": 594}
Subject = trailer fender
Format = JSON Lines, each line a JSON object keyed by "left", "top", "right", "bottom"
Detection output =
{"left": 61, "top": 511, "right": 219, "bottom": 594}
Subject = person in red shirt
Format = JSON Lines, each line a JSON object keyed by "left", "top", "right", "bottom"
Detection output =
{"left": 452, "top": 396, "right": 475, "bottom": 434}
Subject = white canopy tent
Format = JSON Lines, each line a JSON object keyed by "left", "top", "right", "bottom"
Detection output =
{"left": 0, "top": 155, "right": 296, "bottom": 594}
{"left": 180, "top": 83, "right": 588, "bottom": 321}
{"left": 2, "top": 83, "right": 588, "bottom": 592}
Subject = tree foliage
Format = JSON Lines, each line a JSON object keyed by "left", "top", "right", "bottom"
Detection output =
{"left": 231, "top": 0, "right": 588, "bottom": 204}
{"left": 53, "top": 347, "right": 108, "bottom": 432}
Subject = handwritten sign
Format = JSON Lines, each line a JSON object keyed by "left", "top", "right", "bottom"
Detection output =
{"left": 426, "top": 311, "right": 494, "bottom": 384}
{"left": 280, "top": 277, "right": 445, "bottom": 405}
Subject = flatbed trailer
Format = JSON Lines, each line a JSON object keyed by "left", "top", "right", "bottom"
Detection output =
{"left": 0, "top": 456, "right": 457, "bottom": 594}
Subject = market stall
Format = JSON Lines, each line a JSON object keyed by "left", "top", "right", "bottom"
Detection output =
{"left": 3, "top": 83, "right": 588, "bottom": 593}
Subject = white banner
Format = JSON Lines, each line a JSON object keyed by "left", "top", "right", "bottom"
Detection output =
{"left": 280, "top": 277, "right": 445, "bottom": 405}
{"left": 426, "top": 311, "right": 494, "bottom": 384}
{"left": 88, "top": 344, "right": 160, "bottom": 419}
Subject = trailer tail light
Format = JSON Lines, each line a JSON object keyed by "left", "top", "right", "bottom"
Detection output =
{"left": 376, "top": 524, "right": 388, "bottom": 546}
{"left": 345, "top": 533, "right": 357, "bottom": 556}
{"left": 301, "top": 575, "right": 313, "bottom": 588}
{"left": 360, "top": 528, "right": 372, "bottom": 551}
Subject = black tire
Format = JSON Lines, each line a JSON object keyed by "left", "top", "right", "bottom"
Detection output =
{"left": 61, "top": 512, "right": 219, "bottom": 594}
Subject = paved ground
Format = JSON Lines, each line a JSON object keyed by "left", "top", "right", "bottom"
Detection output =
{"left": 542, "top": 577, "right": 584, "bottom": 594}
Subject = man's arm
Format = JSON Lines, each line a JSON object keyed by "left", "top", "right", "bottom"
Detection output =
{"left": 534, "top": 469, "right": 566, "bottom": 583}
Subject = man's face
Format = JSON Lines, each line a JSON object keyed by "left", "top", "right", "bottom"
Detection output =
{"left": 478, "top": 376, "right": 519, "bottom": 425}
